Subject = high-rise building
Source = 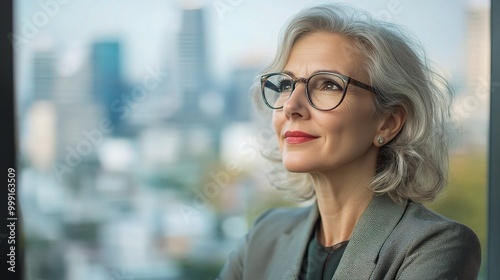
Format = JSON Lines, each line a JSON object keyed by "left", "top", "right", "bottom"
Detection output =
{"left": 32, "top": 50, "right": 56, "bottom": 101}
{"left": 466, "top": 7, "right": 490, "bottom": 89}
{"left": 91, "top": 41, "right": 125, "bottom": 131}
{"left": 177, "top": 8, "right": 209, "bottom": 121}
{"left": 460, "top": 5, "right": 490, "bottom": 147}
{"left": 224, "top": 66, "right": 260, "bottom": 121}
{"left": 52, "top": 58, "right": 103, "bottom": 164}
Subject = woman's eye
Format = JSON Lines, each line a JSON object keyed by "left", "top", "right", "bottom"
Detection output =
{"left": 321, "top": 81, "right": 341, "bottom": 91}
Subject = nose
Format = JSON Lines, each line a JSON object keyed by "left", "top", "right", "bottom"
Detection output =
{"left": 282, "top": 82, "right": 310, "bottom": 119}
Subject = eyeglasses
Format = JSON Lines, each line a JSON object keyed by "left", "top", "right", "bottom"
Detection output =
{"left": 260, "top": 71, "right": 376, "bottom": 111}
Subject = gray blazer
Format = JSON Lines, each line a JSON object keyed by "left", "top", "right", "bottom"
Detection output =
{"left": 218, "top": 194, "right": 481, "bottom": 280}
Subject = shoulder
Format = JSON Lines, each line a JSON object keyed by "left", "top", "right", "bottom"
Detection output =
{"left": 250, "top": 205, "right": 313, "bottom": 237}
{"left": 240, "top": 204, "right": 315, "bottom": 255}
{"left": 401, "top": 201, "right": 480, "bottom": 244}
{"left": 384, "top": 201, "right": 481, "bottom": 278}
{"left": 219, "top": 205, "right": 314, "bottom": 279}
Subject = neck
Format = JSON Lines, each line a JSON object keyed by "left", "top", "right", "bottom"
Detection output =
{"left": 310, "top": 168, "right": 376, "bottom": 246}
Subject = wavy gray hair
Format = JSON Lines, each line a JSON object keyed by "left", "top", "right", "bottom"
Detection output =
{"left": 252, "top": 4, "right": 454, "bottom": 203}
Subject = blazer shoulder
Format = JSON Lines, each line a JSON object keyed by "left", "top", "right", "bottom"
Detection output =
{"left": 217, "top": 205, "right": 315, "bottom": 280}
{"left": 389, "top": 201, "right": 482, "bottom": 279}
{"left": 251, "top": 205, "right": 313, "bottom": 235}
{"left": 404, "top": 202, "right": 479, "bottom": 237}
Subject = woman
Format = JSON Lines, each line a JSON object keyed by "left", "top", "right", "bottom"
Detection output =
{"left": 218, "top": 4, "right": 481, "bottom": 280}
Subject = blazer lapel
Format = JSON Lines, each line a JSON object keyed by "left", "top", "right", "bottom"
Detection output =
{"left": 334, "top": 194, "right": 407, "bottom": 280}
{"left": 268, "top": 202, "right": 320, "bottom": 280}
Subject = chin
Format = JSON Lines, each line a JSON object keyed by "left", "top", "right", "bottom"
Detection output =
{"left": 282, "top": 158, "right": 318, "bottom": 173}
{"left": 283, "top": 165, "right": 308, "bottom": 173}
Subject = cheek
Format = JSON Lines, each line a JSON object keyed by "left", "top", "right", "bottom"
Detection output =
{"left": 272, "top": 112, "right": 284, "bottom": 149}
{"left": 341, "top": 97, "right": 377, "bottom": 125}
{"left": 325, "top": 103, "right": 378, "bottom": 143}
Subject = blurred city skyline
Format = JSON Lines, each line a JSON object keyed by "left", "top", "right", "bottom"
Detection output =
{"left": 14, "top": 0, "right": 492, "bottom": 146}
{"left": 15, "top": 0, "right": 489, "bottom": 88}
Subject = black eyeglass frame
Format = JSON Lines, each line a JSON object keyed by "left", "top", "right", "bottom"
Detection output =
{"left": 260, "top": 71, "right": 377, "bottom": 111}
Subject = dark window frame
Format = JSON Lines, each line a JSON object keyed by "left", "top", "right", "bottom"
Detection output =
{"left": 0, "top": 0, "right": 23, "bottom": 279}
{"left": 488, "top": 0, "right": 500, "bottom": 278}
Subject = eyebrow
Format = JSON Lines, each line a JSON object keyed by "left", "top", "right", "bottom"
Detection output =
{"left": 282, "top": 69, "right": 345, "bottom": 78}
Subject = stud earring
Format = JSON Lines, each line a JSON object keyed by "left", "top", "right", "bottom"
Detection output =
{"left": 377, "top": 136, "right": 385, "bottom": 145}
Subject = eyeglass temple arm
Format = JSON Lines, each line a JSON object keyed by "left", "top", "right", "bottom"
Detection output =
{"left": 349, "top": 78, "right": 376, "bottom": 93}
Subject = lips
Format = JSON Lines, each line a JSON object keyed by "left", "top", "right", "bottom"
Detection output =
{"left": 284, "top": 130, "right": 319, "bottom": 144}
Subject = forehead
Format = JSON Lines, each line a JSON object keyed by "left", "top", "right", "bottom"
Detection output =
{"left": 284, "top": 32, "right": 366, "bottom": 78}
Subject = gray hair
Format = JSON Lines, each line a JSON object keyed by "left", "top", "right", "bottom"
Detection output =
{"left": 252, "top": 4, "right": 454, "bottom": 203}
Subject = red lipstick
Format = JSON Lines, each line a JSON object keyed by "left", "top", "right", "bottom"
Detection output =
{"left": 284, "top": 131, "right": 319, "bottom": 144}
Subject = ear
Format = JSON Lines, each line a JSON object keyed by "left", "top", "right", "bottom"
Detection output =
{"left": 374, "top": 108, "right": 406, "bottom": 146}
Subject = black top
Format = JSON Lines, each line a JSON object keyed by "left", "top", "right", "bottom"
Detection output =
{"left": 299, "top": 222, "right": 349, "bottom": 280}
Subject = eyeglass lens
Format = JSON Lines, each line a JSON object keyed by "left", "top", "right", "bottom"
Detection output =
{"left": 262, "top": 73, "right": 347, "bottom": 110}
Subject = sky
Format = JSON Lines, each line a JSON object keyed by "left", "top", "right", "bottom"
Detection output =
{"left": 13, "top": 0, "right": 489, "bottom": 96}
